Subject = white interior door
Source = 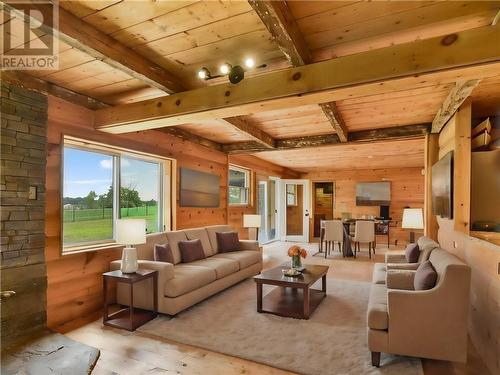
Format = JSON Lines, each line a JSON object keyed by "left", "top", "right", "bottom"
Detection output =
{"left": 280, "top": 179, "right": 310, "bottom": 242}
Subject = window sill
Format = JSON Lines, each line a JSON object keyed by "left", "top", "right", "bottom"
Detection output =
{"left": 62, "top": 242, "right": 124, "bottom": 256}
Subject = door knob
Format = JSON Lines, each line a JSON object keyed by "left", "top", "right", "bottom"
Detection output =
{"left": 0, "top": 291, "right": 16, "bottom": 299}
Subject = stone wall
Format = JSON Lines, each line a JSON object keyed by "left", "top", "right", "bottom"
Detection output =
{"left": 1, "top": 81, "right": 48, "bottom": 347}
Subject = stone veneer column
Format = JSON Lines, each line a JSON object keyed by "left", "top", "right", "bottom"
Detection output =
{"left": 1, "top": 81, "right": 48, "bottom": 347}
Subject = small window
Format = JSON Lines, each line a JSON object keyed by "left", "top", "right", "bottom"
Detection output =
{"left": 286, "top": 184, "right": 297, "bottom": 206}
{"left": 228, "top": 165, "right": 250, "bottom": 205}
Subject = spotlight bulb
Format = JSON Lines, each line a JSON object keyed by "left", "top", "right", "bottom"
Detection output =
{"left": 244, "top": 58, "right": 255, "bottom": 68}
{"left": 197, "top": 67, "right": 209, "bottom": 80}
{"left": 220, "top": 63, "right": 230, "bottom": 75}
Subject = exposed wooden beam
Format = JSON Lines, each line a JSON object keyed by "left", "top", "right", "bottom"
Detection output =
{"left": 221, "top": 116, "right": 275, "bottom": 148}
{"left": 0, "top": 71, "right": 108, "bottom": 110}
{"left": 319, "top": 102, "right": 348, "bottom": 142}
{"left": 223, "top": 124, "right": 429, "bottom": 153}
{"left": 156, "top": 127, "right": 223, "bottom": 152}
{"left": 3, "top": 2, "right": 186, "bottom": 94}
{"left": 248, "top": 0, "right": 311, "bottom": 66}
{"left": 94, "top": 24, "right": 500, "bottom": 133}
{"left": 431, "top": 79, "right": 480, "bottom": 133}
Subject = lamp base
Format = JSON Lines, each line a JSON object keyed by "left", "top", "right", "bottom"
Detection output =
{"left": 409, "top": 231, "right": 416, "bottom": 244}
{"left": 121, "top": 247, "right": 138, "bottom": 273}
{"left": 248, "top": 227, "right": 259, "bottom": 241}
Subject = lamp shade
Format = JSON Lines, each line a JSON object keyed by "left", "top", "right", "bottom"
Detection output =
{"left": 401, "top": 208, "right": 424, "bottom": 230}
{"left": 116, "top": 219, "right": 146, "bottom": 245}
{"left": 243, "top": 214, "right": 261, "bottom": 228}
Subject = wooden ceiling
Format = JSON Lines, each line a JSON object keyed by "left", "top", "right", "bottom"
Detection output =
{"left": 3, "top": 0, "right": 500, "bottom": 171}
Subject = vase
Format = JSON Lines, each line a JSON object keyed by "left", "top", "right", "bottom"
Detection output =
{"left": 291, "top": 255, "right": 302, "bottom": 270}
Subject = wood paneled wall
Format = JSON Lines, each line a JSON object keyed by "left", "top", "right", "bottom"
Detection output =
{"left": 302, "top": 168, "right": 425, "bottom": 246}
{"left": 435, "top": 102, "right": 500, "bottom": 375}
{"left": 45, "top": 97, "right": 292, "bottom": 331}
{"left": 227, "top": 154, "right": 299, "bottom": 239}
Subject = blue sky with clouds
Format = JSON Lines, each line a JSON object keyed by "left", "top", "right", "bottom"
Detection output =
{"left": 63, "top": 148, "right": 159, "bottom": 201}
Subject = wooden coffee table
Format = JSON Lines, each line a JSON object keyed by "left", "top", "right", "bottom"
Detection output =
{"left": 253, "top": 264, "right": 329, "bottom": 319}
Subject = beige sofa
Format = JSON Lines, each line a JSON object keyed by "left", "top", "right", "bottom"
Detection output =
{"left": 371, "top": 236, "right": 440, "bottom": 285}
{"left": 110, "top": 225, "right": 262, "bottom": 315}
{"left": 367, "top": 245, "right": 471, "bottom": 367}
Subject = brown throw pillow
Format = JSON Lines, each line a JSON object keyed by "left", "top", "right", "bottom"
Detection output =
{"left": 414, "top": 260, "right": 438, "bottom": 290}
{"left": 216, "top": 231, "right": 240, "bottom": 253}
{"left": 154, "top": 243, "right": 174, "bottom": 264}
{"left": 179, "top": 239, "right": 206, "bottom": 263}
{"left": 405, "top": 243, "right": 420, "bottom": 263}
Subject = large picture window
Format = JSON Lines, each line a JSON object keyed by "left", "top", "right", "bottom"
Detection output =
{"left": 62, "top": 137, "right": 171, "bottom": 252}
{"left": 228, "top": 165, "right": 250, "bottom": 205}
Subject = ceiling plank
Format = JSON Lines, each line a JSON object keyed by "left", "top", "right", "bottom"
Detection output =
{"left": 94, "top": 24, "right": 500, "bottom": 133}
{"left": 223, "top": 124, "right": 429, "bottom": 153}
{"left": 431, "top": 79, "right": 480, "bottom": 133}
{"left": 221, "top": 116, "right": 275, "bottom": 148}
{"left": 248, "top": 0, "right": 311, "bottom": 66}
{"left": 249, "top": 1, "right": 349, "bottom": 142}
{"left": 3, "top": 2, "right": 186, "bottom": 94}
{"left": 319, "top": 102, "right": 348, "bottom": 142}
{"left": 1, "top": 71, "right": 108, "bottom": 110}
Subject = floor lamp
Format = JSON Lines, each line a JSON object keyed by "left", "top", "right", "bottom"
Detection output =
{"left": 401, "top": 208, "right": 424, "bottom": 243}
{"left": 243, "top": 214, "right": 261, "bottom": 241}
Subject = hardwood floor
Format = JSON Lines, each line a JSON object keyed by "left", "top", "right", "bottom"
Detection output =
{"left": 66, "top": 241, "right": 491, "bottom": 375}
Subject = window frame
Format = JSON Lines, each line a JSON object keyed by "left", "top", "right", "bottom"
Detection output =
{"left": 61, "top": 136, "right": 174, "bottom": 255}
{"left": 286, "top": 184, "right": 298, "bottom": 207}
{"left": 228, "top": 164, "right": 251, "bottom": 206}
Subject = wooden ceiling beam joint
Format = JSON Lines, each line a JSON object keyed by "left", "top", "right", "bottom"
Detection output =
{"left": 319, "top": 102, "right": 349, "bottom": 142}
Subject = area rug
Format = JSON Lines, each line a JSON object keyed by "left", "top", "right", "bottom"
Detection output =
{"left": 138, "top": 277, "right": 423, "bottom": 375}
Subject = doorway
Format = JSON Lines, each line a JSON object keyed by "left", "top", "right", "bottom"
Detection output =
{"left": 257, "top": 178, "right": 279, "bottom": 244}
{"left": 313, "top": 182, "right": 334, "bottom": 238}
{"left": 280, "top": 179, "right": 310, "bottom": 242}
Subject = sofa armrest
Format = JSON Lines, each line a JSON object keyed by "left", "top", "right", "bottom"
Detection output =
{"left": 386, "top": 270, "right": 415, "bottom": 290}
{"left": 387, "top": 262, "right": 420, "bottom": 271}
{"left": 239, "top": 240, "right": 260, "bottom": 252}
{"left": 385, "top": 252, "right": 406, "bottom": 263}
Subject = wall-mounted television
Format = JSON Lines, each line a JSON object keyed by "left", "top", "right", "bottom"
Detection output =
{"left": 431, "top": 151, "right": 453, "bottom": 219}
{"left": 356, "top": 182, "right": 391, "bottom": 206}
{"left": 180, "top": 168, "right": 220, "bottom": 207}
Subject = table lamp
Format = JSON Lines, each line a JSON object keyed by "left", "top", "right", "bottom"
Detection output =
{"left": 401, "top": 208, "right": 424, "bottom": 243}
{"left": 116, "top": 219, "right": 146, "bottom": 273}
{"left": 243, "top": 214, "right": 261, "bottom": 241}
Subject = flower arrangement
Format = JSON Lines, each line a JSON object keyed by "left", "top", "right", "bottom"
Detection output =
{"left": 287, "top": 245, "right": 307, "bottom": 269}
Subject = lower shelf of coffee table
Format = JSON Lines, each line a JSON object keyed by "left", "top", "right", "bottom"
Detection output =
{"left": 260, "top": 286, "right": 325, "bottom": 319}
{"left": 104, "top": 307, "right": 157, "bottom": 331}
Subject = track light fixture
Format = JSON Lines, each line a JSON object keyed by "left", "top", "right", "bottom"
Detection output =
{"left": 197, "top": 58, "right": 267, "bottom": 84}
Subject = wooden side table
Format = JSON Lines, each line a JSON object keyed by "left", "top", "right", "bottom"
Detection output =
{"left": 103, "top": 268, "right": 158, "bottom": 331}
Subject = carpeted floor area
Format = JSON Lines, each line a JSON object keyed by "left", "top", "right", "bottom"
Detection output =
{"left": 137, "top": 242, "right": 423, "bottom": 375}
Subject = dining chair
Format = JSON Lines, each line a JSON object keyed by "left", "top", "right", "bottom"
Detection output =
{"left": 352, "top": 220, "right": 375, "bottom": 259}
{"left": 324, "top": 220, "right": 344, "bottom": 258}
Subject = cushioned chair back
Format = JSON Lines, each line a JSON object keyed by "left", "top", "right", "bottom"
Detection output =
{"left": 324, "top": 220, "right": 343, "bottom": 242}
{"left": 416, "top": 236, "right": 440, "bottom": 262}
{"left": 136, "top": 232, "right": 168, "bottom": 260}
{"left": 354, "top": 220, "right": 375, "bottom": 242}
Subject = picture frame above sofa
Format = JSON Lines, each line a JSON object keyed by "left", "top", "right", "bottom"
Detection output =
{"left": 180, "top": 168, "right": 220, "bottom": 207}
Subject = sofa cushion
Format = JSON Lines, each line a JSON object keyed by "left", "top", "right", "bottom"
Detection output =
{"left": 414, "top": 260, "right": 438, "bottom": 290}
{"left": 179, "top": 239, "right": 206, "bottom": 263}
{"left": 189, "top": 257, "right": 239, "bottom": 279}
{"left": 405, "top": 243, "right": 420, "bottom": 263}
{"left": 213, "top": 250, "right": 261, "bottom": 269}
{"left": 206, "top": 225, "right": 233, "bottom": 252}
{"left": 216, "top": 231, "right": 240, "bottom": 253}
{"left": 136, "top": 232, "right": 168, "bottom": 260}
{"left": 386, "top": 269, "right": 416, "bottom": 290}
{"left": 154, "top": 243, "right": 174, "bottom": 264}
{"left": 367, "top": 284, "right": 388, "bottom": 330}
{"left": 165, "top": 231, "right": 188, "bottom": 264}
{"left": 184, "top": 228, "right": 214, "bottom": 257}
{"left": 164, "top": 265, "right": 216, "bottom": 298}
{"left": 372, "top": 263, "right": 387, "bottom": 284}
{"left": 417, "top": 236, "right": 440, "bottom": 252}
